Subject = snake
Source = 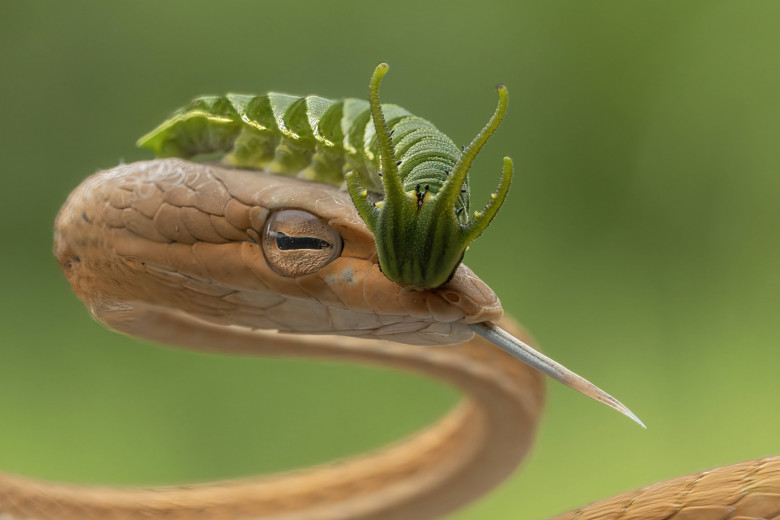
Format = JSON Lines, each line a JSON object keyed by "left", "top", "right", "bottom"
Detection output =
{"left": 0, "top": 157, "right": 760, "bottom": 519}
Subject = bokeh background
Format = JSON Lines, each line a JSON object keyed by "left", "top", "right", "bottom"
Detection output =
{"left": 1, "top": 1, "right": 778, "bottom": 518}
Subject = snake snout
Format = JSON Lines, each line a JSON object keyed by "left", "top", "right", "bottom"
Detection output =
{"left": 432, "top": 265, "right": 503, "bottom": 324}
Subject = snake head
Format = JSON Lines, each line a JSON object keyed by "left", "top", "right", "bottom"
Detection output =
{"left": 347, "top": 63, "right": 513, "bottom": 291}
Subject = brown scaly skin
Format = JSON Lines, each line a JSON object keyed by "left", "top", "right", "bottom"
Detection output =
{"left": 55, "top": 159, "right": 503, "bottom": 342}
{"left": 0, "top": 159, "right": 770, "bottom": 519}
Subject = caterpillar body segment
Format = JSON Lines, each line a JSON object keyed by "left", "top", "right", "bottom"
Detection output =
{"left": 138, "top": 64, "right": 512, "bottom": 290}
{"left": 138, "top": 94, "right": 467, "bottom": 209}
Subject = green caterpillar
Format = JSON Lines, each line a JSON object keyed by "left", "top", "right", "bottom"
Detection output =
{"left": 138, "top": 63, "right": 512, "bottom": 290}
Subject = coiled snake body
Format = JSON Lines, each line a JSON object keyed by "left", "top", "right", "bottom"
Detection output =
{"left": 2, "top": 159, "right": 775, "bottom": 519}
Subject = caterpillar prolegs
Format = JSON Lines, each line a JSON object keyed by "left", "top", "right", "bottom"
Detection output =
{"left": 138, "top": 63, "right": 512, "bottom": 290}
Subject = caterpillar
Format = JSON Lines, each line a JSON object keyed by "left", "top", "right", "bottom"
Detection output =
{"left": 138, "top": 63, "right": 512, "bottom": 290}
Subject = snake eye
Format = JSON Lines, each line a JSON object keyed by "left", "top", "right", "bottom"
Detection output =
{"left": 262, "top": 209, "right": 343, "bottom": 277}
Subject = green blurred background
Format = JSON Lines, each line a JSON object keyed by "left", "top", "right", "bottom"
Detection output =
{"left": 1, "top": 1, "right": 778, "bottom": 518}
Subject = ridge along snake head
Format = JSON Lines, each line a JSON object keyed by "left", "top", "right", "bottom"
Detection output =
{"left": 346, "top": 63, "right": 514, "bottom": 291}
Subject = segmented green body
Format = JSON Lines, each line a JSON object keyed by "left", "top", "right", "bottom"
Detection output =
{"left": 138, "top": 93, "right": 469, "bottom": 221}
{"left": 139, "top": 64, "right": 512, "bottom": 290}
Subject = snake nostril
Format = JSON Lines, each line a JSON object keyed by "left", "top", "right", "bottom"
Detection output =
{"left": 443, "top": 292, "right": 461, "bottom": 303}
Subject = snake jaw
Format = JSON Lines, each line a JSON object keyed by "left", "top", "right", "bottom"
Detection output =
{"left": 346, "top": 64, "right": 513, "bottom": 291}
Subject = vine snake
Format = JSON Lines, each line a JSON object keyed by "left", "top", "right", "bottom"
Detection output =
{"left": 2, "top": 158, "right": 774, "bottom": 519}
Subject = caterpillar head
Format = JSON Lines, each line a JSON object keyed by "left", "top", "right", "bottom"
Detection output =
{"left": 347, "top": 63, "right": 513, "bottom": 290}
